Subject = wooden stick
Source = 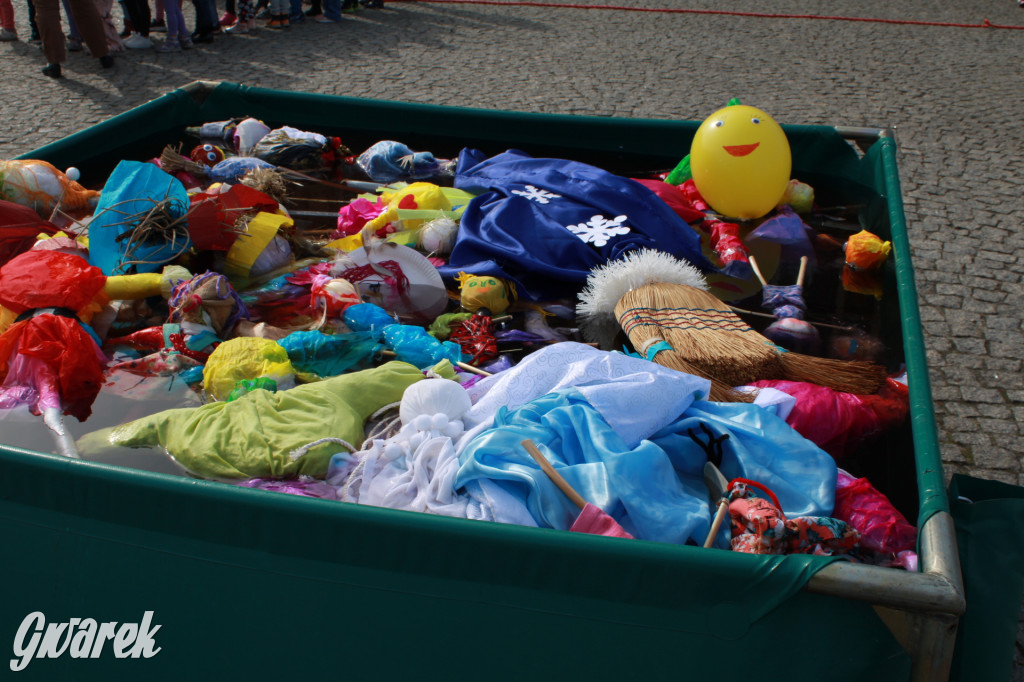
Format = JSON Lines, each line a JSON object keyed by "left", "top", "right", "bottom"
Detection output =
{"left": 728, "top": 305, "right": 854, "bottom": 332}
{"left": 748, "top": 255, "right": 768, "bottom": 287}
{"left": 703, "top": 499, "right": 730, "bottom": 548}
{"left": 278, "top": 168, "right": 367, "bottom": 193}
{"left": 522, "top": 439, "right": 587, "bottom": 510}
{"left": 288, "top": 210, "right": 344, "bottom": 218}
{"left": 377, "top": 349, "right": 493, "bottom": 376}
{"left": 457, "top": 361, "right": 492, "bottom": 376}
{"left": 797, "top": 255, "right": 808, "bottom": 288}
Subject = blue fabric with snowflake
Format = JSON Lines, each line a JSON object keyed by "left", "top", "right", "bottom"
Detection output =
{"left": 439, "top": 149, "right": 717, "bottom": 300}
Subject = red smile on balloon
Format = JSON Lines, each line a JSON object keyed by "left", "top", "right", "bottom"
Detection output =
{"left": 723, "top": 142, "right": 760, "bottom": 157}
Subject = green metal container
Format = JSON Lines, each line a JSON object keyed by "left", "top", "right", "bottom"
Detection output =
{"left": 1, "top": 82, "right": 964, "bottom": 681}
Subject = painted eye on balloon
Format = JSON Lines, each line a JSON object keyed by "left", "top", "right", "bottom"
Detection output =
{"left": 751, "top": 118, "right": 761, "bottom": 124}
{"left": 206, "top": 152, "right": 218, "bottom": 162}
{"left": 713, "top": 121, "right": 724, "bottom": 128}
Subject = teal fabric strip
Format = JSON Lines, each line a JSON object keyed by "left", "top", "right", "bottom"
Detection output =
{"left": 644, "top": 340, "right": 674, "bottom": 361}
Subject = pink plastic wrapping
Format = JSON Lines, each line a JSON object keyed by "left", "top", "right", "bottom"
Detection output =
{"left": 834, "top": 469, "right": 917, "bottom": 557}
{"left": 750, "top": 378, "right": 909, "bottom": 459}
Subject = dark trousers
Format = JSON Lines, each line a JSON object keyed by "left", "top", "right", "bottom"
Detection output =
{"left": 191, "top": 0, "right": 215, "bottom": 32}
{"left": 26, "top": 0, "right": 39, "bottom": 37}
{"left": 122, "top": 0, "right": 149, "bottom": 34}
{"left": 33, "top": 0, "right": 108, "bottom": 63}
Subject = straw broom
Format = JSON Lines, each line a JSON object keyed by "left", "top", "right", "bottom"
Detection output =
{"left": 578, "top": 250, "right": 887, "bottom": 400}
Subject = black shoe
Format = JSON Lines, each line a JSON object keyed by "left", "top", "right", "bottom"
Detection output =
{"left": 99, "top": 54, "right": 114, "bottom": 68}
{"left": 42, "top": 63, "right": 62, "bottom": 78}
{"left": 190, "top": 30, "right": 214, "bottom": 43}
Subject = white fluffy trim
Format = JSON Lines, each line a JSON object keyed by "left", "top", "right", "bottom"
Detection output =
{"left": 576, "top": 249, "right": 708, "bottom": 347}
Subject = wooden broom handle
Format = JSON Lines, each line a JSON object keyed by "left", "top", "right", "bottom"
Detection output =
{"left": 797, "top": 255, "right": 808, "bottom": 288}
{"left": 703, "top": 499, "right": 729, "bottom": 548}
{"left": 521, "top": 439, "right": 587, "bottom": 510}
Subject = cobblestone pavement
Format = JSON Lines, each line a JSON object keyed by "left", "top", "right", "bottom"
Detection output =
{"left": 1, "top": 0, "right": 1023, "bottom": 676}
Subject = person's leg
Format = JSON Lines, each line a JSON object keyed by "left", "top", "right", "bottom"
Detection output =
{"left": 27, "top": 0, "right": 41, "bottom": 39}
{"left": 0, "top": 0, "right": 17, "bottom": 33}
{"left": 92, "top": 0, "right": 124, "bottom": 50}
{"left": 203, "top": 0, "right": 216, "bottom": 29}
{"left": 219, "top": 0, "right": 234, "bottom": 24}
{"left": 320, "top": 0, "right": 338, "bottom": 21}
{"left": 190, "top": 0, "right": 214, "bottom": 39}
{"left": 117, "top": 0, "right": 131, "bottom": 35}
{"left": 124, "top": 0, "right": 149, "bottom": 34}
{"left": 61, "top": 0, "right": 82, "bottom": 41}
{"left": 163, "top": 0, "right": 182, "bottom": 38}
{"left": 67, "top": 0, "right": 110, "bottom": 58}
{"left": 268, "top": 0, "right": 285, "bottom": 25}
{"left": 33, "top": 0, "right": 66, "bottom": 72}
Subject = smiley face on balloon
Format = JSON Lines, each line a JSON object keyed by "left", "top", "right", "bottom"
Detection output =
{"left": 690, "top": 105, "right": 792, "bottom": 220}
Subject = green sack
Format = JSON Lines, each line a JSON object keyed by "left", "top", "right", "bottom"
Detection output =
{"left": 948, "top": 474, "right": 1024, "bottom": 682}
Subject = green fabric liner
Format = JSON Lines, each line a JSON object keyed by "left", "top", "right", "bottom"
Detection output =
{"left": 2, "top": 83, "right": 953, "bottom": 677}
{"left": 858, "top": 137, "right": 948, "bottom": 528}
{"left": 947, "top": 475, "right": 1024, "bottom": 682}
{"left": 0, "top": 445, "right": 908, "bottom": 681}
{"left": 15, "top": 88, "right": 203, "bottom": 172}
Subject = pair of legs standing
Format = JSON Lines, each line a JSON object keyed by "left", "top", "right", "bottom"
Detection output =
{"left": 34, "top": 0, "right": 113, "bottom": 77}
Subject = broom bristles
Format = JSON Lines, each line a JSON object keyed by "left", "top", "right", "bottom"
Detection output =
{"left": 615, "top": 327, "right": 753, "bottom": 403}
{"left": 159, "top": 144, "right": 210, "bottom": 177}
{"left": 778, "top": 354, "right": 887, "bottom": 396}
{"left": 615, "top": 282, "right": 887, "bottom": 397}
{"left": 616, "top": 283, "right": 784, "bottom": 387}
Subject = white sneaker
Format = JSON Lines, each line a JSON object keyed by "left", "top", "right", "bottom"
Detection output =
{"left": 123, "top": 33, "right": 153, "bottom": 48}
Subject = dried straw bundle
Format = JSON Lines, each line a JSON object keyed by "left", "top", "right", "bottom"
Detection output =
{"left": 159, "top": 144, "right": 211, "bottom": 177}
{"left": 111, "top": 197, "right": 191, "bottom": 269}
{"left": 578, "top": 249, "right": 888, "bottom": 401}
{"left": 239, "top": 167, "right": 289, "bottom": 205}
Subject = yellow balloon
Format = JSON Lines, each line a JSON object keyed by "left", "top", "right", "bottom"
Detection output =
{"left": 690, "top": 105, "right": 792, "bottom": 220}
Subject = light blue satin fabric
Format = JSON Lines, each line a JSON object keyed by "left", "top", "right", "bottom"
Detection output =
{"left": 460, "top": 342, "right": 711, "bottom": 450}
{"left": 455, "top": 389, "right": 837, "bottom": 546}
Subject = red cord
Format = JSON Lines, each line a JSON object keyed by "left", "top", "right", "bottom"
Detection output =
{"left": 728, "top": 477, "right": 785, "bottom": 519}
{"left": 392, "top": 0, "right": 1024, "bottom": 30}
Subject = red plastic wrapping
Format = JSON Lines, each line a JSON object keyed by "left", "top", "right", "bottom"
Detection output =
{"left": 631, "top": 179, "right": 706, "bottom": 225}
{"left": 834, "top": 470, "right": 917, "bottom": 555}
{"left": 0, "top": 316, "right": 105, "bottom": 421}
{"left": 0, "top": 250, "right": 107, "bottom": 313}
{"left": 187, "top": 185, "right": 280, "bottom": 251}
{"left": 707, "top": 220, "right": 749, "bottom": 268}
{"left": 0, "top": 200, "right": 60, "bottom": 267}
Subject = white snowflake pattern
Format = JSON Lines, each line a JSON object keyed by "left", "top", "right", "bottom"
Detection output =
{"left": 566, "top": 214, "right": 631, "bottom": 248}
{"left": 511, "top": 185, "right": 561, "bottom": 204}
